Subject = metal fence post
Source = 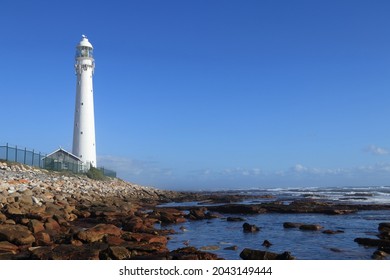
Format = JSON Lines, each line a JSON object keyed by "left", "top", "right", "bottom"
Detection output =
{"left": 24, "top": 147, "right": 27, "bottom": 164}
{"left": 15, "top": 145, "right": 18, "bottom": 163}
{"left": 6, "top": 143, "right": 8, "bottom": 161}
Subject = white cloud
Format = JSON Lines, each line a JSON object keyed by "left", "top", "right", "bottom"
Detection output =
{"left": 365, "top": 145, "right": 389, "bottom": 155}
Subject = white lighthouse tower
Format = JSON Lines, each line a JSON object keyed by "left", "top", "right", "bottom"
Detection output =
{"left": 72, "top": 35, "right": 97, "bottom": 168}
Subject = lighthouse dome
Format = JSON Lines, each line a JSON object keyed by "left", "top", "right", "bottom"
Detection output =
{"left": 77, "top": 35, "right": 93, "bottom": 49}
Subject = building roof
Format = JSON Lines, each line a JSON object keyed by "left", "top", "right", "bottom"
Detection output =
{"left": 43, "top": 147, "right": 83, "bottom": 162}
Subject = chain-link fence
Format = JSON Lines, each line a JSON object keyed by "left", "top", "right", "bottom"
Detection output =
{"left": 0, "top": 143, "right": 116, "bottom": 178}
{"left": 0, "top": 143, "right": 44, "bottom": 168}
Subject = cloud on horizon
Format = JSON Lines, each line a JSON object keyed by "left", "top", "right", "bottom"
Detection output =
{"left": 364, "top": 145, "right": 389, "bottom": 156}
{"left": 97, "top": 154, "right": 390, "bottom": 190}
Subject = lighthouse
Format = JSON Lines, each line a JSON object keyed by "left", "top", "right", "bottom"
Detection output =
{"left": 72, "top": 35, "right": 97, "bottom": 168}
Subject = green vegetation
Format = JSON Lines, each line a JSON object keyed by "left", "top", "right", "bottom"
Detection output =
{"left": 86, "top": 165, "right": 107, "bottom": 181}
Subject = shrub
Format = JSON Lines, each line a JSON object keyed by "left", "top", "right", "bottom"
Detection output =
{"left": 86, "top": 165, "right": 106, "bottom": 181}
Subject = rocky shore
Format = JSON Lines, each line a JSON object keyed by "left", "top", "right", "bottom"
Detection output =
{"left": 0, "top": 161, "right": 219, "bottom": 260}
{"left": 1, "top": 160, "right": 390, "bottom": 260}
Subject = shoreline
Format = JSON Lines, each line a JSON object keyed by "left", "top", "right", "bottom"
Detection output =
{"left": 0, "top": 161, "right": 389, "bottom": 260}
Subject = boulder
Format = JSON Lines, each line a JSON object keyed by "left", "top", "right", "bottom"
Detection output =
{"left": 262, "top": 240, "right": 272, "bottom": 247}
{"left": 0, "top": 213, "right": 6, "bottom": 223}
{"left": 354, "top": 238, "right": 390, "bottom": 247}
{"left": 283, "top": 222, "right": 303, "bottom": 228}
{"left": 188, "top": 208, "right": 207, "bottom": 220}
{"left": 77, "top": 224, "right": 122, "bottom": 243}
{"left": 170, "top": 246, "right": 221, "bottom": 260}
{"left": 30, "top": 243, "right": 108, "bottom": 260}
{"left": 240, "top": 248, "right": 295, "bottom": 260}
{"left": 200, "top": 245, "right": 220, "bottom": 251}
{"left": 243, "top": 222, "right": 260, "bottom": 232}
{"left": 122, "top": 232, "right": 167, "bottom": 245}
{"left": 0, "top": 224, "right": 35, "bottom": 245}
{"left": 44, "top": 218, "right": 61, "bottom": 232}
{"left": 299, "top": 224, "right": 323, "bottom": 231}
{"left": 378, "top": 223, "right": 390, "bottom": 233}
{"left": 34, "top": 231, "right": 52, "bottom": 246}
{"left": 0, "top": 241, "right": 19, "bottom": 253}
{"left": 104, "top": 246, "right": 132, "bottom": 260}
{"left": 224, "top": 245, "right": 238, "bottom": 250}
{"left": 154, "top": 208, "right": 186, "bottom": 224}
{"left": 29, "top": 219, "right": 45, "bottom": 233}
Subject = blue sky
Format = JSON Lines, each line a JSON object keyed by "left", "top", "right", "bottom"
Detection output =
{"left": 1, "top": 0, "right": 390, "bottom": 190}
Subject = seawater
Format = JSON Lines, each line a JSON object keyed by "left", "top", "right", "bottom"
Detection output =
{"left": 161, "top": 186, "right": 390, "bottom": 260}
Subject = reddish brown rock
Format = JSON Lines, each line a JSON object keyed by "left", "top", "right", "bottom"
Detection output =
{"left": 34, "top": 231, "right": 52, "bottom": 246}
{"left": 121, "top": 217, "right": 146, "bottom": 232}
{"left": 188, "top": 208, "right": 207, "bottom": 220}
{"left": 104, "top": 246, "right": 132, "bottom": 260}
{"left": 0, "top": 241, "right": 19, "bottom": 253}
{"left": 0, "top": 213, "right": 7, "bottom": 223}
{"left": 30, "top": 244, "right": 108, "bottom": 260}
{"left": 240, "top": 248, "right": 295, "bottom": 260}
{"left": 156, "top": 208, "right": 187, "bottom": 224}
{"left": 77, "top": 224, "right": 122, "bottom": 243}
{"left": 123, "top": 233, "right": 167, "bottom": 245}
{"left": 29, "top": 219, "right": 45, "bottom": 233}
{"left": 170, "top": 247, "right": 221, "bottom": 260}
{"left": 0, "top": 224, "right": 35, "bottom": 245}
{"left": 44, "top": 218, "right": 61, "bottom": 232}
{"left": 104, "top": 235, "right": 126, "bottom": 246}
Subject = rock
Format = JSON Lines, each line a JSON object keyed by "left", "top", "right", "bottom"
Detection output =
{"left": 170, "top": 246, "right": 221, "bottom": 260}
{"left": 5, "top": 206, "right": 23, "bottom": 216}
{"left": 121, "top": 217, "right": 145, "bottom": 232}
{"left": 18, "top": 194, "right": 33, "bottom": 206}
{"left": 299, "top": 224, "right": 323, "bottom": 231}
{"left": 0, "top": 241, "right": 19, "bottom": 253}
{"left": 240, "top": 248, "right": 295, "bottom": 260}
{"left": 372, "top": 250, "right": 389, "bottom": 260}
{"left": 77, "top": 224, "right": 122, "bottom": 243}
{"left": 262, "top": 240, "right": 272, "bottom": 247}
{"left": 210, "top": 204, "right": 267, "bottom": 214}
{"left": 34, "top": 231, "right": 52, "bottom": 246}
{"left": 0, "top": 213, "right": 6, "bottom": 223}
{"left": 224, "top": 245, "right": 238, "bottom": 250}
{"left": 283, "top": 222, "right": 303, "bottom": 228}
{"left": 243, "top": 222, "right": 260, "bottom": 232}
{"left": 104, "top": 246, "right": 132, "bottom": 260}
{"left": 354, "top": 238, "right": 390, "bottom": 247}
{"left": 188, "top": 208, "right": 207, "bottom": 220}
{"left": 31, "top": 243, "right": 109, "bottom": 260}
{"left": 200, "top": 245, "right": 220, "bottom": 251}
{"left": 0, "top": 224, "right": 35, "bottom": 245}
{"left": 378, "top": 223, "right": 390, "bottom": 233}
{"left": 156, "top": 209, "right": 187, "bottom": 224}
{"left": 44, "top": 218, "right": 61, "bottom": 232}
{"left": 122, "top": 232, "right": 167, "bottom": 245}
{"left": 29, "top": 219, "right": 45, "bottom": 233}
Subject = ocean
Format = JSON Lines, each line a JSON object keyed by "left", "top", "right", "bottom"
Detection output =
{"left": 161, "top": 186, "right": 390, "bottom": 260}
